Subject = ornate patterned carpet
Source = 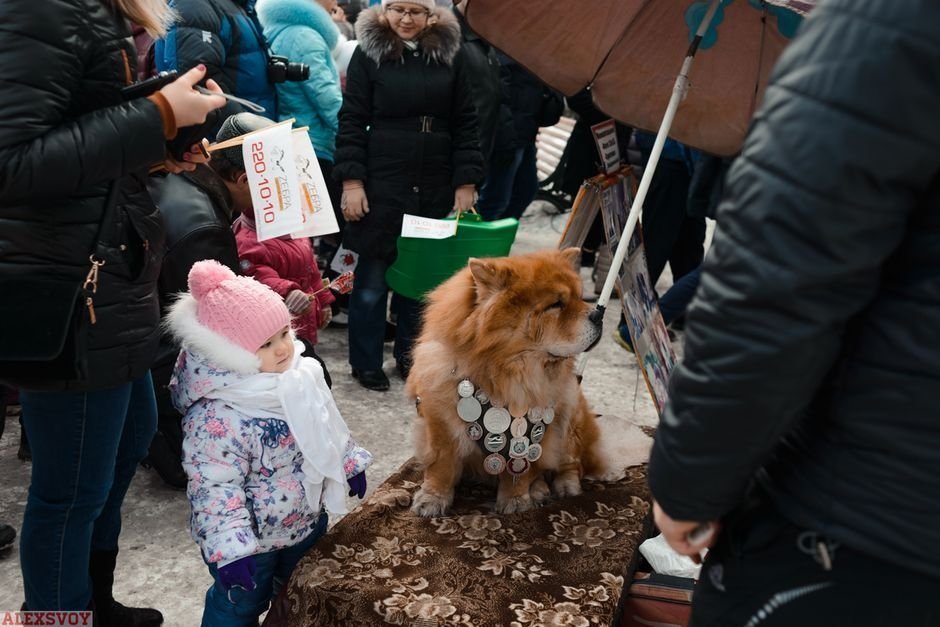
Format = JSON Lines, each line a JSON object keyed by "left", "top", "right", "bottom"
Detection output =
{"left": 265, "top": 459, "right": 651, "bottom": 627}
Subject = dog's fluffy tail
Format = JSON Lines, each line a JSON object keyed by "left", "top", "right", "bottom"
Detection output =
{"left": 584, "top": 415, "right": 653, "bottom": 482}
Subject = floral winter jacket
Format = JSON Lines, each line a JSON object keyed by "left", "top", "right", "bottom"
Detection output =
{"left": 170, "top": 349, "right": 368, "bottom": 564}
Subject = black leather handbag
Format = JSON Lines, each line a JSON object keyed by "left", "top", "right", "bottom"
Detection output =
{"left": 0, "top": 183, "right": 119, "bottom": 382}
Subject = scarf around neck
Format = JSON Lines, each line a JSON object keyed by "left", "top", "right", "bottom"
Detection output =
{"left": 205, "top": 342, "right": 350, "bottom": 515}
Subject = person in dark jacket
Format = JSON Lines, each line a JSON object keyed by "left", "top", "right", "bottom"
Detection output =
{"left": 334, "top": 0, "right": 483, "bottom": 391}
{"left": 478, "top": 53, "right": 563, "bottom": 221}
{"left": 147, "top": 142, "right": 244, "bottom": 490}
{"left": 155, "top": 0, "right": 279, "bottom": 138}
{"left": 649, "top": 1, "right": 940, "bottom": 624}
{"left": 453, "top": 6, "right": 501, "bottom": 170}
{"left": 0, "top": 0, "right": 225, "bottom": 619}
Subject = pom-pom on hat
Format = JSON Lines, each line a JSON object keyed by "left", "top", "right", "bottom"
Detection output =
{"left": 189, "top": 260, "right": 290, "bottom": 354}
{"left": 165, "top": 260, "right": 291, "bottom": 374}
{"left": 382, "top": 0, "right": 436, "bottom": 13}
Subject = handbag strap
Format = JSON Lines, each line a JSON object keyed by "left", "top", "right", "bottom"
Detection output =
{"left": 82, "top": 180, "right": 123, "bottom": 324}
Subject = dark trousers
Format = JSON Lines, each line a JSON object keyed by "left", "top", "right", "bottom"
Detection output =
{"left": 658, "top": 265, "right": 701, "bottom": 326}
{"left": 641, "top": 159, "right": 704, "bottom": 285}
{"left": 19, "top": 373, "right": 157, "bottom": 609}
{"left": 691, "top": 498, "right": 940, "bottom": 626}
{"left": 347, "top": 254, "right": 423, "bottom": 372}
{"left": 478, "top": 142, "right": 538, "bottom": 221}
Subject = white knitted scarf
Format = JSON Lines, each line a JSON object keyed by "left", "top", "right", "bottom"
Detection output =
{"left": 205, "top": 343, "right": 350, "bottom": 515}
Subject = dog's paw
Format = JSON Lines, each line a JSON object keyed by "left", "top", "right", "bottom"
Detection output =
{"left": 529, "top": 478, "right": 552, "bottom": 506}
{"left": 552, "top": 474, "right": 583, "bottom": 498}
{"left": 411, "top": 488, "right": 453, "bottom": 517}
{"left": 496, "top": 493, "right": 534, "bottom": 515}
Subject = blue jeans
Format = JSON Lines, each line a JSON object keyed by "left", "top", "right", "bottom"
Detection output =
{"left": 201, "top": 512, "right": 329, "bottom": 627}
{"left": 19, "top": 373, "right": 157, "bottom": 610}
{"left": 478, "top": 142, "right": 538, "bottom": 221}
{"left": 348, "top": 254, "right": 423, "bottom": 371}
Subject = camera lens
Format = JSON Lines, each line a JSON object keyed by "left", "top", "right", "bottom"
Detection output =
{"left": 286, "top": 62, "right": 310, "bottom": 82}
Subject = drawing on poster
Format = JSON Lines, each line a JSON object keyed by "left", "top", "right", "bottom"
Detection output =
{"left": 557, "top": 167, "right": 676, "bottom": 414}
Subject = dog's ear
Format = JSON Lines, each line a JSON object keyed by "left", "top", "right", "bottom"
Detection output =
{"left": 469, "top": 258, "right": 510, "bottom": 294}
{"left": 560, "top": 247, "right": 581, "bottom": 271}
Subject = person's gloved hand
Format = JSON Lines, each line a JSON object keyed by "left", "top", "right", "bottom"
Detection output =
{"left": 318, "top": 306, "right": 333, "bottom": 330}
{"left": 285, "top": 289, "right": 312, "bottom": 315}
{"left": 217, "top": 556, "right": 257, "bottom": 591}
{"left": 347, "top": 472, "right": 367, "bottom": 499}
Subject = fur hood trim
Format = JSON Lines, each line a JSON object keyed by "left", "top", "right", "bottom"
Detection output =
{"left": 257, "top": 0, "right": 339, "bottom": 51}
{"left": 355, "top": 6, "right": 461, "bottom": 67}
{"left": 165, "top": 294, "right": 262, "bottom": 375}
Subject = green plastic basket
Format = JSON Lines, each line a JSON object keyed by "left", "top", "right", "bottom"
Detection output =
{"left": 386, "top": 213, "right": 519, "bottom": 301}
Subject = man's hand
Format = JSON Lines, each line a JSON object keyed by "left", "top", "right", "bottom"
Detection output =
{"left": 653, "top": 500, "right": 719, "bottom": 564}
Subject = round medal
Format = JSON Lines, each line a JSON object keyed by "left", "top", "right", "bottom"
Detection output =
{"left": 483, "top": 453, "right": 506, "bottom": 475}
{"left": 474, "top": 388, "right": 490, "bottom": 405}
{"left": 528, "top": 406, "right": 543, "bottom": 423}
{"left": 529, "top": 421, "right": 546, "bottom": 444}
{"left": 508, "top": 436, "right": 530, "bottom": 459}
{"left": 466, "top": 422, "right": 484, "bottom": 441}
{"left": 484, "top": 432, "right": 507, "bottom": 453}
{"left": 506, "top": 457, "right": 530, "bottom": 475}
{"left": 483, "top": 407, "right": 511, "bottom": 434}
{"left": 457, "top": 379, "right": 475, "bottom": 398}
{"left": 542, "top": 406, "right": 555, "bottom": 424}
{"left": 525, "top": 443, "right": 542, "bottom": 463}
{"left": 457, "top": 397, "right": 482, "bottom": 423}
{"left": 510, "top": 417, "right": 528, "bottom": 438}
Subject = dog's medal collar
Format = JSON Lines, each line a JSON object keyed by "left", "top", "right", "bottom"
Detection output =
{"left": 456, "top": 378, "right": 552, "bottom": 475}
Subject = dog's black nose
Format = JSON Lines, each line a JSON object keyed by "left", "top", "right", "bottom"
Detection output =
{"left": 588, "top": 305, "right": 605, "bottom": 326}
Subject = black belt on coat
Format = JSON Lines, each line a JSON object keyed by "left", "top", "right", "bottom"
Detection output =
{"left": 371, "top": 116, "right": 450, "bottom": 133}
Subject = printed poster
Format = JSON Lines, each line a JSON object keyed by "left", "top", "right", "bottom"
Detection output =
{"left": 242, "top": 121, "right": 305, "bottom": 241}
{"left": 290, "top": 130, "right": 340, "bottom": 239}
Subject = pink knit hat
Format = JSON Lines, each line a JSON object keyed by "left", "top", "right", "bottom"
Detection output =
{"left": 188, "top": 260, "right": 290, "bottom": 354}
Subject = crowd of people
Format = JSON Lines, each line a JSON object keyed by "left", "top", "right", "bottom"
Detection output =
{"left": 1, "top": 0, "right": 937, "bottom": 625}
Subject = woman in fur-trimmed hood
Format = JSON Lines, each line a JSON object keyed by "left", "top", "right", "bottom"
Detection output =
{"left": 333, "top": 1, "right": 484, "bottom": 391}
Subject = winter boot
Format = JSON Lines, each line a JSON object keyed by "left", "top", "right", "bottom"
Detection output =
{"left": 89, "top": 549, "right": 163, "bottom": 626}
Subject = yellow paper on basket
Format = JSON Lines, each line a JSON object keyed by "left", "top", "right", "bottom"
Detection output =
{"left": 242, "top": 120, "right": 304, "bottom": 241}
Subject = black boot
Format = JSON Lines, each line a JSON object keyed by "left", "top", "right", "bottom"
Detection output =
{"left": 89, "top": 549, "right": 164, "bottom": 626}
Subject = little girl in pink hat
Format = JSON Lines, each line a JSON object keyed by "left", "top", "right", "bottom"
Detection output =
{"left": 166, "top": 260, "right": 371, "bottom": 626}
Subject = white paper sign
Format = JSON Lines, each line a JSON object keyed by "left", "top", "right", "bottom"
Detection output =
{"left": 290, "top": 130, "right": 340, "bottom": 238}
{"left": 591, "top": 119, "right": 621, "bottom": 175}
{"left": 330, "top": 243, "right": 359, "bottom": 274}
{"left": 400, "top": 214, "right": 457, "bottom": 239}
{"left": 242, "top": 121, "right": 305, "bottom": 241}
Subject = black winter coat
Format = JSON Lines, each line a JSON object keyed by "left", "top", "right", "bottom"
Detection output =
{"left": 648, "top": 0, "right": 940, "bottom": 577}
{"left": 492, "top": 53, "right": 564, "bottom": 154}
{"left": 148, "top": 166, "right": 239, "bottom": 419}
{"left": 453, "top": 8, "right": 501, "bottom": 166}
{"left": 334, "top": 7, "right": 483, "bottom": 263}
{"left": 0, "top": 0, "right": 168, "bottom": 391}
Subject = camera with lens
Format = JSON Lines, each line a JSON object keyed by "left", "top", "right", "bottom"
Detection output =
{"left": 268, "top": 55, "right": 310, "bottom": 83}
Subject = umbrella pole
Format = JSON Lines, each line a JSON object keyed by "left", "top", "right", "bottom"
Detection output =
{"left": 578, "top": 0, "right": 721, "bottom": 375}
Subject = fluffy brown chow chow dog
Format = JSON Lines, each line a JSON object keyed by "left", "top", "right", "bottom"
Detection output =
{"left": 406, "top": 248, "right": 608, "bottom": 516}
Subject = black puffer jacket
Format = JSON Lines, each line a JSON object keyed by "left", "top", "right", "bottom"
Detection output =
{"left": 148, "top": 166, "right": 239, "bottom": 422}
{"left": 334, "top": 7, "right": 483, "bottom": 262}
{"left": 0, "top": 0, "right": 168, "bottom": 391}
{"left": 649, "top": 0, "right": 940, "bottom": 577}
{"left": 453, "top": 7, "right": 501, "bottom": 165}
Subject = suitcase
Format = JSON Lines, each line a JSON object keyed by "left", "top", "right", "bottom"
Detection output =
{"left": 620, "top": 572, "right": 694, "bottom": 627}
